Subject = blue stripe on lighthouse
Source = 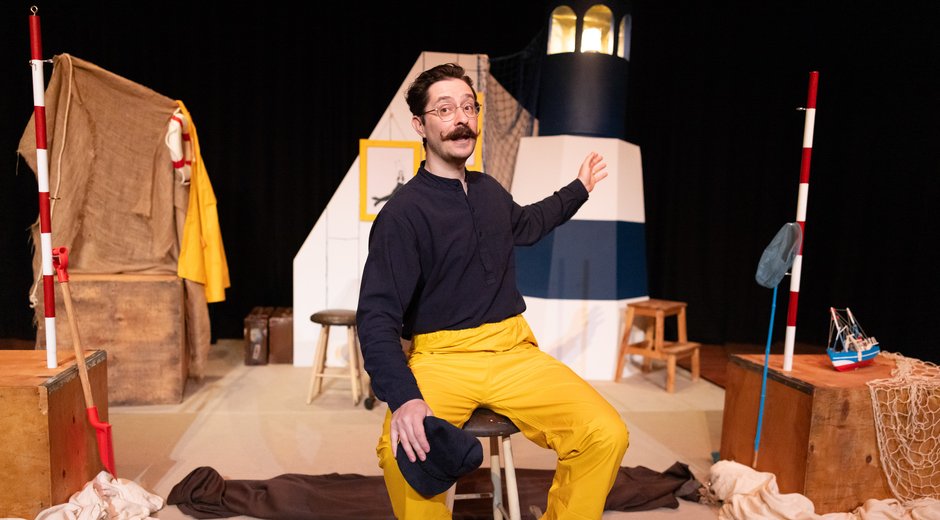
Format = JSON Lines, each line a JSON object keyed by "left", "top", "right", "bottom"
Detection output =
{"left": 515, "top": 220, "right": 647, "bottom": 300}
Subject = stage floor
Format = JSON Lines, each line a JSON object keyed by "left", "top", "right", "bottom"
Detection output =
{"left": 108, "top": 338, "right": 724, "bottom": 519}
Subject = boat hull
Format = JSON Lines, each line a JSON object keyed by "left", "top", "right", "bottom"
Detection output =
{"left": 827, "top": 345, "right": 881, "bottom": 371}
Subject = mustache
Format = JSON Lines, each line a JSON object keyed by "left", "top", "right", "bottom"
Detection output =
{"left": 445, "top": 125, "right": 478, "bottom": 140}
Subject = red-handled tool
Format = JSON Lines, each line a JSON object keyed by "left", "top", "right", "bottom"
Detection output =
{"left": 52, "top": 246, "right": 116, "bottom": 477}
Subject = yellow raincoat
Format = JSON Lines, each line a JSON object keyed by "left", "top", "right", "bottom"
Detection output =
{"left": 176, "top": 101, "right": 230, "bottom": 302}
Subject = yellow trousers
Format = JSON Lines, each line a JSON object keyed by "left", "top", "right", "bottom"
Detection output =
{"left": 376, "top": 315, "right": 629, "bottom": 519}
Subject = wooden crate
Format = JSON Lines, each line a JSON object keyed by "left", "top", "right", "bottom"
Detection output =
{"left": 0, "top": 349, "right": 108, "bottom": 519}
{"left": 36, "top": 274, "right": 187, "bottom": 405}
{"left": 268, "top": 307, "right": 293, "bottom": 364}
{"left": 720, "top": 353, "right": 895, "bottom": 513}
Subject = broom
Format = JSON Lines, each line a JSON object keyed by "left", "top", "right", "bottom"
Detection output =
{"left": 52, "top": 246, "right": 116, "bottom": 477}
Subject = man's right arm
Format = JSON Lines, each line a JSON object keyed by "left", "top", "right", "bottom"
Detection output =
{"left": 357, "top": 211, "right": 434, "bottom": 461}
{"left": 356, "top": 212, "right": 424, "bottom": 412}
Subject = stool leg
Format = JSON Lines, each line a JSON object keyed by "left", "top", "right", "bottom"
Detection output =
{"left": 615, "top": 306, "right": 636, "bottom": 382}
{"left": 678, "top": 306, "right": 689, "bottom": 342}
{"left": 347, "top": 326, "right": 361, "bottom": 406}
{"left": 489, "top": 437, "right": 503, "bottom": 520}
{"left": 502, "top": 435, "right": 521, "bottom": 520}
{"left": 445, "top": 484, "right": 456, "bottom": 513}
{"left": 307, "top": 325, "right": 330, "bottom": 404}
{"left": 678, "top": 306, "right": 700, "bottom": 383}
{"left": 654, "top": 310, "right": 665, "bottom": 351}
{"left": 641, "top": 319, "right": 654, "bottom": 373}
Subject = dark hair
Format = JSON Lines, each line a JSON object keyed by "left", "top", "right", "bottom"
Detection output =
{"left": 405, "top": 63, "right": 476, "bottom": 118}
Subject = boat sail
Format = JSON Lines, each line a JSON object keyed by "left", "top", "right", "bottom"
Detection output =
{"left": 827, "top": 307, "right": 880, "bottom": 371}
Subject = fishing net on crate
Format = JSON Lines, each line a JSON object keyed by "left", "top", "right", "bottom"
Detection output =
{"left": 867, "top": 351, "right": 940, "bottom": 502}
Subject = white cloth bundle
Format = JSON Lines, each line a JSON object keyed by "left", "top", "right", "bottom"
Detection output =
{"left": 708, "top": 460, "right": 940, "bottom": 520}
{"left": 31, "top": 471, "right": 163, "bottom": 520}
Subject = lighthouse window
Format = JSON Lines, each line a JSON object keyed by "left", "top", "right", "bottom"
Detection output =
{"left": 582, "top": 4, "right": 613, "bottom": 54}
{"left": 617, "top": 14, "right": 632, "bottom": 60}
{"left": 548, "top": 5, "right": 577, "bottom": 55}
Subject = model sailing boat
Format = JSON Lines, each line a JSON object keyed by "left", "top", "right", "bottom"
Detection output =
{"left": 827, "top": 307, "right": 880, "bottom": 371}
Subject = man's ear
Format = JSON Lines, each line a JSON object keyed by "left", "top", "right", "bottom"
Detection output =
{"left": 411, "top": 115, "right": 426, "bottom": 139}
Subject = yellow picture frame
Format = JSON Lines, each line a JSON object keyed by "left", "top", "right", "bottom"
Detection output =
{"left": 465, "top": 92, "right": 485, "bottom": 171}
{"left": 359, "top": 139, "right": 423, "bottom": 222}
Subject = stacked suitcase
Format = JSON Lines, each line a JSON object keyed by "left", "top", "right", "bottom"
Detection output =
{"left": 243, "top": 307, "right": 293, "bottom": 365}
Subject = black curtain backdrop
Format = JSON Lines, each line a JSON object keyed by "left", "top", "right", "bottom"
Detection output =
{"left": 2, "top": 2, "right": 938, "bottom": 363}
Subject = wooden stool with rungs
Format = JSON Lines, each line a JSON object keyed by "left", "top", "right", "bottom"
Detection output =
{"left": 307, "top": 309, "right": 366, "bottom": 406}
{"left": 446, "top": 408, "right": 522, "bottom": 520}
{"left": 615, "top": 299, "right": 701, "bottom": 393}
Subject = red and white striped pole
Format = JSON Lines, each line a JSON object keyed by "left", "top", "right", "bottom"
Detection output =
{"left": 783, "top": 71, "right": 819, "bottom": 372}
{"left": 29, "top": 6, "right": 58, "bottom": 368}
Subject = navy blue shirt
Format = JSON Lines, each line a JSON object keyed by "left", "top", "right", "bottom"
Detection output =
{"left": 356, "top": 165, "right": 589, "bottom": 411}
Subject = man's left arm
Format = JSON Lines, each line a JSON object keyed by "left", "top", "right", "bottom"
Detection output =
{"left": 510, "top": 152, "right": 608, "bottom": 245}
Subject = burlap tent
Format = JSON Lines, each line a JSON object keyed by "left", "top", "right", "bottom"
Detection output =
{"left": 17, "top": 53, "right": 228, "bottom": 379}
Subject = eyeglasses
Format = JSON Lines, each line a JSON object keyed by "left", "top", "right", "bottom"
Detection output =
{"left": 423, "top": 101, "right": 481, "bottom": 122}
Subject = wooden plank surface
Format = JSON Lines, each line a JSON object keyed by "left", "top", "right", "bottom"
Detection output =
{"left": 0, "top": 349, "right": 106, "bottom": 387}
{"left": 733, "top": 353, "right": 896, "bottom": 389}
{"left": 804, "top": 384, "right": 893, "bottom": 512}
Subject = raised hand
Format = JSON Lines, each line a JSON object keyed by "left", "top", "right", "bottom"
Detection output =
{"left": 577, "top": 152, "right": 609, "bottom": 193}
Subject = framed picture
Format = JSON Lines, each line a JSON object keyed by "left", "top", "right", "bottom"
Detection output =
{"left": 359, "top": 139, "right": 423, "bottom": 221}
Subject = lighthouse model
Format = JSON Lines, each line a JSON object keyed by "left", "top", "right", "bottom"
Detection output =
{"left": 512, "top": 0, "right": 649, "bottom": 380}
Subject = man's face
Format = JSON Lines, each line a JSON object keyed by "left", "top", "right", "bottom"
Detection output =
{"left": 413, "top": 78, "right": 478, "bottom": 166}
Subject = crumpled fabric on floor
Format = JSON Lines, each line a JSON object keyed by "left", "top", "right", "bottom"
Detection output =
{"left": 167, "top": 468, "right": 390, "bottom": 520}
{"left": 167, "top": 462, "right": 704, "bottom": 519}
{"left": 32, "top": 471, "right": 164, "bottom": 520}
{"left": 605, "top": 461, "right": 705, "bottom": 511}
{"left": 708, "top": 459, "right": 940, "bottom": 520}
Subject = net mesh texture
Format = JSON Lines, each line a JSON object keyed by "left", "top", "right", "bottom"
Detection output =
{"left": 868, "top": 351, "right": 940, "bottom": 503}
{"left": 482, "top": 28, "right": 546, "bottom": 192}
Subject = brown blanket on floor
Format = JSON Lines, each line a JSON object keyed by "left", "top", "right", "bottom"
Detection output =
{"left": 167, "top": 462, "right": 703, "bottom": 519}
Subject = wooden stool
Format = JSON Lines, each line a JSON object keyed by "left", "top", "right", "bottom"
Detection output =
{"left": 615, "top": 299, "right": 701, "bottom": 393}
{"left": 447, "top": 408, "right": 522, "bottom": 520}
{"left": 307, "top": 309, "right": 366, "bottom": 405}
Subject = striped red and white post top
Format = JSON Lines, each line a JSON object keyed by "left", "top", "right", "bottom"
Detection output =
{"left": 783, "top": 71, "right": 819, "bottom": 372}
{"left": 30, "top": 8, "right": 57, "bottom": 368}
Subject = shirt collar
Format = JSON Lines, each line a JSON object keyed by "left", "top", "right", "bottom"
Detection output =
{"left": 418, "top": 164, "right": 480, "bottom": 191}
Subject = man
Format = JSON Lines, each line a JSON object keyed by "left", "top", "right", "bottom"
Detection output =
{"left": 357, "top": 62, "right": 629, "bottom": 519}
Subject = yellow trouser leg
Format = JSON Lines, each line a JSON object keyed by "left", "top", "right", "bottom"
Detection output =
{"left": 483, "top": 347, "right": 629, "bottom": 520}
{"left": 377, "top": 409, "right": 454, "bottom": 520}
{"left": 375, "top": 315, "right": 629, "bottom": 520}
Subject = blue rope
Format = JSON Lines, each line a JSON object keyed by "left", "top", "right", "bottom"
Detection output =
{"left": 753, "top": 284, "right": 778, "bottom": 466}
